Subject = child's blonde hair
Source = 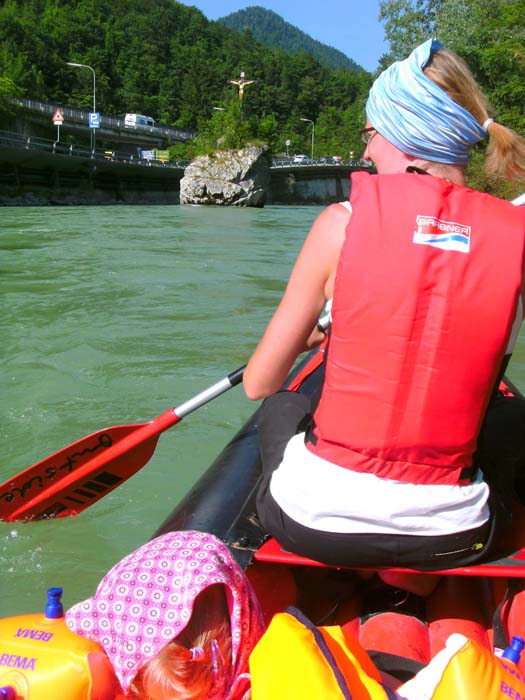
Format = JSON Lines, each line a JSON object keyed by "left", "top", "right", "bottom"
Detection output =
{"left": 129, "top": 585, "right": 232, "bottom": 700}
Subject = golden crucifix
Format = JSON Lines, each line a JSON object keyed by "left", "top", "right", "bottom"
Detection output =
{"left": 229, "top": 70, "right": 256, "bottom": 106}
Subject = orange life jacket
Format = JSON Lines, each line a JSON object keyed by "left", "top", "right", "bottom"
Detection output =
{"left": 308, "top": 172, "right": 525, "bottom": 485}
{"left": 249, "top": 607, "right": 397, "bottom": 699}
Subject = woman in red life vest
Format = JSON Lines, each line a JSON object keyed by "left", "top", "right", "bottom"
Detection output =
{"left": 244, "top": 39, "right": 525, "bottom": 571}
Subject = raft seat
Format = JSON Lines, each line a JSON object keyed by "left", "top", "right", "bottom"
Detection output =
{"left": 254, "top": 536, "right": 525, "bottom": 578}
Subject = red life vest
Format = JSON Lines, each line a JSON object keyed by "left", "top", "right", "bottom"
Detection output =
{"left": 307, "top": 172, "right": 525, "bottom": 485}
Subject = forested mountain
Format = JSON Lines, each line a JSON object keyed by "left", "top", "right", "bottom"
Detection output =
{"left": 218, "top": 6, "right": 363, "bottom": 73}
{"left": 0, "top": 0, "right": 372, "bottom": 158}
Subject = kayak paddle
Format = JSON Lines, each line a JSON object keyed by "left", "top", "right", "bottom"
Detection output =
{"left": 0, "top": 366, "right": 245, "bottom": 522}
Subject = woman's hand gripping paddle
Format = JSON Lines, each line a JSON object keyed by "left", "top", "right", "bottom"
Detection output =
{"left": 0, "top": 367, "right": 245, "bottom": 522}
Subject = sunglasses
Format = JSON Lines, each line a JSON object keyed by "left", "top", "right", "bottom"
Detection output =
{"left": 359, "top": 126, "right": 377, "bottom": 145}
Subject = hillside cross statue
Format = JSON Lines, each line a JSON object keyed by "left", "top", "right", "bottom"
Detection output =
{"left": 229, "top": 70, "right": 256, "bottom": 106}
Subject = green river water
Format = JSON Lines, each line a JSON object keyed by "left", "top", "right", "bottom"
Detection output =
{"left": 1, "top": 203, "right": 525, "bottom": 617}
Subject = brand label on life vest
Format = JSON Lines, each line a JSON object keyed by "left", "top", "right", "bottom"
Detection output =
{"left": 413, "top": 215, "right": 471, "bottom": 253}
{"left": 0, "top": 653, "right": 36, "bottom": 670}
{"left": 15, "top": 627, "right": 54, "bottom": 642}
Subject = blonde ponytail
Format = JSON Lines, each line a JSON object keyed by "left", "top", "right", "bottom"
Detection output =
{"left": 484, "top": 120, "right": 525, "bottom": 182}
{"left": 424, "top": 48, "right": 525, "bottom": 182}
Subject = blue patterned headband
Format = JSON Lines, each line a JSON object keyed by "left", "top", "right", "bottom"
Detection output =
{"left": 366, "top": 38, "right": 487, "bottom": 164}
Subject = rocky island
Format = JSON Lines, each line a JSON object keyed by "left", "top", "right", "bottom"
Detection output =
{"left": 180, "top": 145, "right": 270, "bottom": 207}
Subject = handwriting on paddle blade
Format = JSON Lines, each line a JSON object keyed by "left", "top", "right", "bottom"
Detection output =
{"left": 0, "top": 432, "right": 114, "bottom": 505}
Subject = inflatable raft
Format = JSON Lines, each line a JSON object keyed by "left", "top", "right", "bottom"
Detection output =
{"left": 155, "top": 345, "right": 525, "bottom": 682}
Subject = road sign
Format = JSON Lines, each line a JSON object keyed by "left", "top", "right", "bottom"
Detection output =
{"left": 52, "top": 108, "right": 64, "bottom": 124}
{"left": 88, "top": 112, "right": 100, "bottom": 128}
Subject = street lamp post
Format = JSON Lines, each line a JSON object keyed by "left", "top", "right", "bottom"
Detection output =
{"left": 66, "top": 62, "right": 96, "bottom": 151}
{"left": 300, "top": 117, "right": 315, "bottom": 161}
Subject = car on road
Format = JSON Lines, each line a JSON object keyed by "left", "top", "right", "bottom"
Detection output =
{"left": 293, "top": 153, "right": 312, "bottom": 164}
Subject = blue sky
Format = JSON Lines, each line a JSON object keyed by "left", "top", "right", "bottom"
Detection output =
{"left": 177, "top": 0, "right": 388, "bottom": 73}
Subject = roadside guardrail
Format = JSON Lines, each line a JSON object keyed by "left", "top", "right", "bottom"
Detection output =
{"left": 0, "top": 129, "right": 189, "bottom": 169}
{"left": 12, "top": 98, "right": 196, "bottom": 142}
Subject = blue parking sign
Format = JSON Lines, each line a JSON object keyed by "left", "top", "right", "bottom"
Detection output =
{"left": 89, "top": 112, "right": 100, "bottom": 128}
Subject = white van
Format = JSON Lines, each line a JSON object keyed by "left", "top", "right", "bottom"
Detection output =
{"left": 124, "top": 113, "right": 156, "bottom": 127}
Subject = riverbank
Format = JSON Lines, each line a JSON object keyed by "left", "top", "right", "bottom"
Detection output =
{"left": 0, "top": 146, "right": 183, "bottom": 205}
{"left": 1, "top": 144, "right": 373, "bottom": 206}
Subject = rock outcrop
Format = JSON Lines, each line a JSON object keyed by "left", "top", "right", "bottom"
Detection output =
{"left": 180, "top": 145, "right": 270, "bottom": 207}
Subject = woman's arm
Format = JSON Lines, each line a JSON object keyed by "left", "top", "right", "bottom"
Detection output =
{"left": 243, "top": 203, "right": 350, "bottom": 400}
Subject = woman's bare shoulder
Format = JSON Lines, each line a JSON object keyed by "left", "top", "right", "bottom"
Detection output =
{"left": 306, "top": 202, "right": 351, "bottom": 247}
{"left": 317, "top": 201, "right": 352, "bottom": 223}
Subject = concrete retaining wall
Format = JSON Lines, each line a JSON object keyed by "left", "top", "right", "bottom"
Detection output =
{"left": 0, "top": 147, "right": 373, "bottom": 206}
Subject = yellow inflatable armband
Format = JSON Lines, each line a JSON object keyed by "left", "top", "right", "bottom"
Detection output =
{"left": 0, "top": 587, "right": 119, "bottom": 700}
{"left": 397, "top": 633, "right": 525, "bottom": 700}
{"left": 250, "top": 606, "right": 396, "bottom": 700}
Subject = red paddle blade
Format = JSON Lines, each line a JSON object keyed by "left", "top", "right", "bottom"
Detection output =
{"left": 0, "top": 409, "right": 179, "bottom": 522}
{"left": 0, "top": 424, "right": 154, "bottom": 521}
{"left": 1, "top": 367, "right": 244, "bottom": 523}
